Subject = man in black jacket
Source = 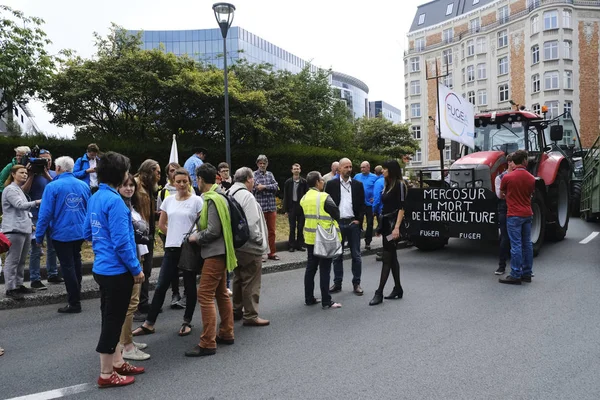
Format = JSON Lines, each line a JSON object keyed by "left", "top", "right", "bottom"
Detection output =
{"left": 325, "top": 158, "right": 366, "bottom": 295}
{"left": 283, "top": 163, "right": 309, "bottom": 252}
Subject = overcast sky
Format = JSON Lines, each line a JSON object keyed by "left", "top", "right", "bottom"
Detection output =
{"left": 7, "top": 0, "right": 424, "bottom": 137}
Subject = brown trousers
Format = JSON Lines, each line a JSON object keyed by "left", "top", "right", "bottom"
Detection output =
{"left": 198, "top": 256, "right": 234, "bottom": 349}
{"left": 232, "top": 251, "right": 263, "bottom": 321}
{"left": 120, "top": 283, "right": 141, "bottom": 346}
{"left": 264, "top": 211, "right": 277, "bottom": 256}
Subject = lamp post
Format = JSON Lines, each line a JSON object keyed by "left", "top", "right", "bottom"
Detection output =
{"left": 213, "top": 2, "right": 236, "bottom": 168}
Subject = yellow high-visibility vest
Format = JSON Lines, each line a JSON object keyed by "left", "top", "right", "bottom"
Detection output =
{"left": 300, "top": 188, "right": 340, "bottom": 245}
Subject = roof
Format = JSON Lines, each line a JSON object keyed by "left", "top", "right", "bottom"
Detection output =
{"left": 331, "top": 71, "right": 369, "bottom": 94}
{"left": 409, "top": 0, "right": 498, "bottom": 33}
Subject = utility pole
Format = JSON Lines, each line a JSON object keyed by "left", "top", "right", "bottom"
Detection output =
{"left": 426, "top": 58, "right": 449, "bottom": 181}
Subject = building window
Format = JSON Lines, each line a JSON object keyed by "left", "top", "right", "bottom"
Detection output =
{"left": 531, "top": 15, "right": 539, "bottom": 34}
{"left": 564, "top": 40, "right": 572, "bottom": 59}
{"left": 499, "top": 84, "right": 509, "bottom": 102}
{"left": 476, "top": 37, "right": 486, "bottom": 54}
{"left": 564, "top": 101, "right": 572, "bottom": 115}
{"left": 498, "top": 6, "right": 509, "bottom": 24}
{"left": 467, "top": 91, "right": 475, "bottom": 105}
{"left": 532, "top": 74, "right": 541, "bottom": 93}
{"left": 467, "top": 65, "right": 475, "bottom": 82}
{"left": 544, "top": 10, "right": 558, "bottom": 30}
{"left": 544, "top": 71, "right": 559, "bottom": 90}
{"left": 405, "top": 82, "right": 409, "bottom": 98}
{"left": 532, "top": 103, "right": 541, "bottom": 114}
{"left": 414, "top": 150, "right": 422, "bottom": 163}
{"left": 443, "top": 28, "right": 454, "bottom": 44}
{"left": 410, "top": 80, "right": 421, "bottom": 95}
{"left": 442, "top": 49, "right": 453, "bottom": 65}
{"left": 445, "top": 145, "right": 452, "bottom": 160}
{"left": 545, "top": 100, "right": 559, "bottom": 118}
{"left": 498, "top": 30, "right": 508, "bottom": 48}
{"left": 462, "top": 68, "right": 465, "bottom": 82}
{"left": 467, "top": 40, "right": 475, "bottom": 56}
{"left": 564, "top": 70, "right": 572, "bottom": 89}
{"left": 528, "top": 0, "right": 541, "bottom": 8}
{"left": 470, "top": 18, "right": 480, "bottom": 32}
{"left": 478, "top": 90, "right": 487, "bottom": 105}
{"left": 412, "top": 125, "right": 422, "bottom": 140}
{"left": 410, "top": 57, "right": 420, "bottom": 72}
{"left": 446, "top": 3, "right": 454, "bottom": 15}
{"left": 544, "top": 41, "right": 559, "bottom": 60}
{"left": 532, "top": 45, "right": 540, "bottom": 64}
{"left": 498, "top": 57, "right": 509, "bottom": 75}
{"left": 477, "top": 63, "right": 486, "bottom": 80}
{"left": 411, "top": 103, "right": 421, "bottom": 118}
{"left": 418, "top": 14, "right": 426, "bottom": 25}
{"left": 443, "top": 73, "right": 453, "bottom": 89}
{"left": 563, "top": 10, "right": 571, "bottom": 28}
{"left": 415, "top": 38, "right": 425, "bottom": 51}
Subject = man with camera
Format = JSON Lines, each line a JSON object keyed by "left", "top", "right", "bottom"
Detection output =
{"left": 21, "top": 149, "right": 62, "bottom": 290}
{"left": 0, "top": 146, "right": 31, "bottom": 213}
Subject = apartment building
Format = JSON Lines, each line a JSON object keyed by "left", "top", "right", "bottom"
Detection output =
{"left": 404, "top": 0, "right": 600, "bottom": 173}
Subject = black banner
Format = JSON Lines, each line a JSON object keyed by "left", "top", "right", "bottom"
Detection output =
{"left": 404, "top": 188, "right": 499, "bottom": 240}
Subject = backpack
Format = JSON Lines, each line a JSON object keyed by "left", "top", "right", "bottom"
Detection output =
{"left": 221, "top": 188, "right": 250, "bottom": 249}
{"left": 0, "top": 232, "right": 11, "bottom": 254}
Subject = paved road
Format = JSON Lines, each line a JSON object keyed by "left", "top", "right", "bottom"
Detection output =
{"left": 2, "top": 219, "right": 600, "bottom": 400}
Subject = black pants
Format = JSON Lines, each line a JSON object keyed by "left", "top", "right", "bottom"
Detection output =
{"left": 304, "top": 245, "right": 333, "bottom": 306}
{"left": 94, "top": 272, "right": 134, "bottom": 354}
{"left": 138, "top": 240, "right": 155, "bottom": 313}
{"left": 288, "top": 202, "right": 305, "bottom": 249}
{"left": 159, "top": 233, "right": 181, "bottom": 296}
{"left": 364, "top": 206, "right": 374, "bottom": 245}
{"left": 53, "top": 239, "right": 83, "bottom": 307}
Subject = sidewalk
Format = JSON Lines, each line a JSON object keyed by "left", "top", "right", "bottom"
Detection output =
{"left": 0, "top": 237, "right": 404, "bottom": 310}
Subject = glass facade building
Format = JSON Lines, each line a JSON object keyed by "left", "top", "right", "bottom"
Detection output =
{"left": 331, "top": 71, "right": 369, "bottom": 119}
{"left": 369, "top": 101, "right": 402, "bottom": 124}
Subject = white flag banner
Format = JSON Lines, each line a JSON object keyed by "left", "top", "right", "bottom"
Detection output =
{"left": 436, "top": 83, "right": 475, "bottom": 149}
{"left": 169, "top": 134, "right": 179, "bottom": 163}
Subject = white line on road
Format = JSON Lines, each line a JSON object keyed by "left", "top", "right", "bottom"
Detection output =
{"left": 580, "top": 232, "right": 599, "bottom": 244}
{"left": 5, "top": 383, "right": 94, "bottom": 400}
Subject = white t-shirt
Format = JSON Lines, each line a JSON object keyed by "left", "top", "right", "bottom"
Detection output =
{"left": 160, "top": 194, "right": 203, "bottom": 248}
{"left": 89, "top": 158, "right": 98, "bottom": 188}
{"left": 131, "top": 209, "right": 149, "bottom": 257}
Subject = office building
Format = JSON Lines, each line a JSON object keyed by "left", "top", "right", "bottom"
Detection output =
{"left": 369, "top": 100, "right": 402, "bottom": 123}
{"left": 0, "top": 100, "right": 40, "bottom": 136}
{"left": 404, "top": 0, "right": 600, "bottom": 173}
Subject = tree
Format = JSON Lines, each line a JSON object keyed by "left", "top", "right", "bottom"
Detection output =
{"left": 0, "top": 6, "right": 54, "bottom": 125}
{"left": 354, "top": 115, "right": 419, "bottom": 159}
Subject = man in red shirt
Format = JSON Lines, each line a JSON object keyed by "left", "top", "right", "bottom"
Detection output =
{"left": 498, "top": 150, "right": 535, "bottom": 285}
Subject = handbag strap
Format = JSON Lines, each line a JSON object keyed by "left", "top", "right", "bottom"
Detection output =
{"left": 185, "top": 213, "right": 202, "bottom": 237}
{"left": 316, "top": 192, "right": 321, "bottom": 220}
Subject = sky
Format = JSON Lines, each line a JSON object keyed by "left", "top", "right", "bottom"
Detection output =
{"left": 7, "top": 0, "right": 425, "bottom": 137}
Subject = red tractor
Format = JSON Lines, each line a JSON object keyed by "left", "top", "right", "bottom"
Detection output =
{"left": 408, "top": 108, "right": 581, "bottom": 256}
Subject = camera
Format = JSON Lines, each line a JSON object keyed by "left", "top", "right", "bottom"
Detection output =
{"left": 25, "top": 146, "right": 48, "bottom": 174}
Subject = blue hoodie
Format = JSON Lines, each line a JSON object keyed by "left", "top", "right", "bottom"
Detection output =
{"left": 36, "top": 172, "right": 91, "bottom": 243}
{"left": 83, "top": 184, "right": 142, "bottom": 276}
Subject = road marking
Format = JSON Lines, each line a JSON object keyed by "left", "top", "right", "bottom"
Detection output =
{"left": 580, "top": 232, "right": 599, "bottom": 244}
{"left": 5, "top": 383, "right": 94, "bottom": 400}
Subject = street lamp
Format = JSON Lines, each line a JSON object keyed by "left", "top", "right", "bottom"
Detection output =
{"left": 213, "top": 2, "right": 236, "bottom": 168}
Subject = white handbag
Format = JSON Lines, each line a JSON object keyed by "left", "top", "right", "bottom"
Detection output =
{"left": 313, "top": 193, "right": 342, "bottom": 259}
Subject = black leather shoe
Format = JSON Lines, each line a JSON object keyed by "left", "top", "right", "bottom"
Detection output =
{"left": 233, "top": 310, "right": 243, "bottom": 321}
{"left": 499, "top": 275, "right": 522, "bottom": 285}
{"left": 376, "top": 253, "right": 383, "bottom": 262}
{"left": 353, "top": 284, "right": 364, "bottom": 296}
{"left": 365, "top": 244, "right": 371, "bottom": 251}
{"left": 185, "top": 345, "right": 216, "bottom": 357}
{"left": 296, "top": 246, "right": 306, "bottom": 252}
{"left": 369, "top": 292, "right": 383, "bottom": 306}
{"left": 58, "top": 304, "right": 82, "bottom": 314}
{"left": 521, "top": 275, "right": 532, "bottom": 283}
{"left": 216, "top": 336, "right": 235, "bottom": 345}
{"left": 384, "top": 287, "right": 403, "bottom": 299}
{"left": 329, "top": 284, "right": 342, "bottom": 293}
{"left": 288, "top": 247, "right": 295, "bottom": 253}
{"left": 47, "top": 276, "right": 64, "bottom": 284}
{"left": 6, "top": 290, "right": 24, "bottom": 300}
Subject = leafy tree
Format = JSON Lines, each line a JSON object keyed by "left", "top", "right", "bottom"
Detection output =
{"left": 0, "top": 6, "right": 54, "bottom": 127}
{"left": 354, "top": 115, "right": 419, "bottom": 159}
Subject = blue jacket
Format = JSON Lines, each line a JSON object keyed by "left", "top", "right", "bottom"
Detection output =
{"left": 372, "top": 176, "right": 385, "bottom": 215}
{"left": 83, "top": 184, "right": 142, "bottom": 276}
{"left": 73, "top": 153, "right": 100, "bottom": 186}
{"left": 36, "top": 172, "right": 91, "bottom": 243}
{"left": 353, "top": 172, "right": 379, "bottom": 207}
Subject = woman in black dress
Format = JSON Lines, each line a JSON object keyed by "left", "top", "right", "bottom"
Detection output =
{"left": 369, "top": 160, "right": 405, "bottom": 306}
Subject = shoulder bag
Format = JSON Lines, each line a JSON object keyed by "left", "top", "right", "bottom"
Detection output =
{"left": 313, "top": 193, "right": 343, "bottom": 259}
{"left": 177, "top": 214, "right": 204, "bottom": 274}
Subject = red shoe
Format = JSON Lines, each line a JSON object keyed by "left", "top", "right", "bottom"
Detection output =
{"left": 97, "top": 372, "right": 135, "bottom": 388}
{"left": 113, "top": 362, "right": 145, "bottom": 376}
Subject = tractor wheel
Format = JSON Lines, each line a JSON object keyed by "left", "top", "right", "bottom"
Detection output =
{"left": 546, "top": 170, "right": 570, "bottom": 241}
{"left": 570, "top": 182, "right": 581, "bottom": 217}
{"left": 411, "top": 236, "right": 446, "bottom": 252}
{"left": 531, "top": 187, "right": 546, "bottom": 257}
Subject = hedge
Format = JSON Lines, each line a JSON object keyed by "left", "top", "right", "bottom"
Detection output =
{"left": 0, "top": 135, "right": 387, "bottom": 194}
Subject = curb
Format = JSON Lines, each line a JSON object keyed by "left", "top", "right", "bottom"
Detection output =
{"left": 0, "top": 243, "right": 410, "bottom": 310}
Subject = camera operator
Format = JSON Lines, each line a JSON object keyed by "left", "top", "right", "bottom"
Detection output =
{"left": 0, "top": 146, "right": 31, "bottom": 213}
{"left": 22, "top": 149, "right": 62, "bottom": 290}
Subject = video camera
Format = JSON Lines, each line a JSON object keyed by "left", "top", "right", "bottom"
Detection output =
{"left": 25, "top": 146, "right": 49, "bottom": 174}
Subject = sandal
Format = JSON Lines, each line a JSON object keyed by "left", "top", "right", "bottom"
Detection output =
{"left": 132, "top": 325, "right": 155, "bottom": 337}
{"left": 178, "top": 322, "right": 193, "bottom": 337}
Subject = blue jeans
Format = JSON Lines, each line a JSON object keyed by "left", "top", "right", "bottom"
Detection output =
{"left": 53, "top": 240, "right": 83, "bottom": 307}
{"left": 333, "top": 221, "right": 362, "bottom": 286}
{"left": 507, "top": 216, "right": 533, "bottom": 278}
{"left": 304, "top": 245, "right": 333, "bottom": 305}
{"left": 29, "top": 231, "right": 59, "bottom": 282}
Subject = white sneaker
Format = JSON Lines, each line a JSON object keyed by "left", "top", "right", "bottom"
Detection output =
{"left": 133, "top": 341, "right": 148, "bottom": 350}
{"left": 123, "top": 346, "right": 150, "bottom": 361}
{"left": 227, "top": 288, "right": 233, "bottom": 296}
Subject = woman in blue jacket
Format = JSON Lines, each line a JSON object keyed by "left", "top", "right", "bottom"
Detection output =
{"left": 83, "top": 152, "right": 145, "bottom": 389}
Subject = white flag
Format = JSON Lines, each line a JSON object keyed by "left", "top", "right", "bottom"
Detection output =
{"left": 436, "top": 83, "right": 475, "bottom": 149}
{"left": 169, "top": 134, "right": 179, "bottom": 164}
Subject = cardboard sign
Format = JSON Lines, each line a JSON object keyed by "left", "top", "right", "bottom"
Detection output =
{"left": 404, "top": 188, "right": 498, "bottom": 240}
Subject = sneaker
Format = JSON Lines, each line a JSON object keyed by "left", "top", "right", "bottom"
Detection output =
{"left": 175, "top": 296, "right": 187, "bottom": 309}
{"left": 47, "top": 276, "right": 64, "bottom": 284}
{"left": 30, "top": 280, "right": 48, "bottom": 290}
{"left": 185, "top": 345, "right": 216, "bottom": 357}
{"left": 227, "top": 288, "right": 233, "bottom": 296}
{"left": 495, "top": 266, "right": 506, "bottom": 275}
{"left": 133, "top": 342, "right": 148, "bottom": 350}
{"left": 122, "top": 347, "right": 151, "bottom": 361}
{"left": 521, "top": 275, "right": 532, "bottom": 283}
{"left": 17, "top": 285, "right": 35, "bottom": 294}
{"left": 499, "top": 275, "right": 522, "bottom": 285}
{"left": 170, "top": 293, "right": 182, "bottom": 309}
{"left": 6, "top": 290, "right": 24, "bottom": 300}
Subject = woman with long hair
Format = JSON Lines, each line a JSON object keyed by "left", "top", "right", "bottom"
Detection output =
{"left": 1, "top": 165, "right": 39, "bottom": 299}
{"left": 133, "top": 168, "right": 203, "bottom": 337}
{"left": 369, "top": 160, "right": 405, "bottom": 306}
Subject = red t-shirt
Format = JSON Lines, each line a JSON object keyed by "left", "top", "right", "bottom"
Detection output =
{"left": 500, "top": 167, "right": 535, "bottom": 217}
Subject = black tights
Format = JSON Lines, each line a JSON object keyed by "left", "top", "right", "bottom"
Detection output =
{"left": 376, "top": 239, "right": 402, "bottom": 294}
